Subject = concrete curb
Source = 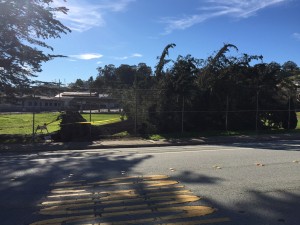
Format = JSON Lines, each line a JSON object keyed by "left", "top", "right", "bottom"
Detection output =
{"left": 1, "top": 133, "right": 300, "bottom": 154}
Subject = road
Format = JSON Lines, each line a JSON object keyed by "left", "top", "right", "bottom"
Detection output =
{"left": 0, "top": 140, "right": 299, "bottom": 225}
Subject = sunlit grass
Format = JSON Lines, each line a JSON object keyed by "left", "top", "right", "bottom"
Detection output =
{"left": 297, "top": 112, "right": 300, "bottom": 129}
{"left": 81, "top": 113, "right": 123, "bottom": 126}
{"left": 0, "top": 112, "right": 122, "bottom": 135}
{"left": 0, "top": 112, "right": 61, "bottom": 135}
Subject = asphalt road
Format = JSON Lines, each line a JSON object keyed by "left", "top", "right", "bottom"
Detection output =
{"left": 0, "top": 140, "right": 299, "bottom": 225}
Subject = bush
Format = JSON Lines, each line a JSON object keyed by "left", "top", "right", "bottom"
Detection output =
{"left": 55, "top": 111, "right": 91, "bottom": 141}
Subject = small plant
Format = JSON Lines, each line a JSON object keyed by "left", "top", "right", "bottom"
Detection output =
{"left": 113, "top": 131, "right": 130, "bottom": 137}
{"left": 148, "top": 134, "right": 164, "bottom": 141}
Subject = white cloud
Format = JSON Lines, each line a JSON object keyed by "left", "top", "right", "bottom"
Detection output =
{"left": 161, "top": 0, "right": 289, "bottom": 34}
{"left": 68, "top": 59, "right": 77, "bottom": 62}
{"left": 113, "top": 53, "right": 143, "bottom": 60}
{"left": 99, "top": 0, "right": 136, "bottom": 12}
{"left": 293, "top": 32, "right": 300, "bottom": 40}
{"left": 131, "top": 53, "right": 143, "bottom": 58}
{"left": 70, "top": 53, "right": 103, "bottom": 60}
{"left": 201, "top": 0, "right": 287, "bottom": 18}
{"left": 53, "top": 0, "right": 135, "bottom": 32}
{"left": 161, "top": 15, "right": 208, "bottom": 34}
{"left": 113, "top": 56, "right": 129, "bottom": 60}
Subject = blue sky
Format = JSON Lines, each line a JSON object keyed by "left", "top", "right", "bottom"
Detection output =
{"left": 39, "top": 0, "right": 300, "bottom": 84}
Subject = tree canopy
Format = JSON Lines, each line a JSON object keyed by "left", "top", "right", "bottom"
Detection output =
{"left": 88, "top": 43, "right": 299, "bottom": 133}
{"left": 0, "top": 0, "right": 71, "bottom": 93}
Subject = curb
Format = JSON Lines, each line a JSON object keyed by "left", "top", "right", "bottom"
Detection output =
{"left": 1, "top": 133, "right": 300, "bottom": 154}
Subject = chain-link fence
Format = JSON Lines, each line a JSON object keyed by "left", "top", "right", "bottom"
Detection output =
{"left": 0, "top": 86, "right": 299, "bottom": 142}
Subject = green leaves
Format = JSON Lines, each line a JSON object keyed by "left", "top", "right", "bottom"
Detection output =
{"left": 155, "top": 43, "right": 176, "bottom": 79}
{"left": 0, "top": 0, "right": 71, "bottom": 91}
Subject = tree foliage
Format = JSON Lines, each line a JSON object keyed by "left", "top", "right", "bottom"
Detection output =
{"left": 0, "top": 0, "right": 71, "bottom": 92}
{"left": 89, "top": 43, "right": 298, "bottom": 134}
{"left": 155, "top": 43, "right": 176, "bottom": 79}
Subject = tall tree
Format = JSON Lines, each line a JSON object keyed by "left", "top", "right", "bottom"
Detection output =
{"left": 0, "top": 0, "right": 71, "bottom": 93}
{"left": 282, "top": 61, "right": 298, "bottom": 72}
{"left": 136, "top": 63, "right": 153, "bottom": 88}
{"left": 69, "top": 78, "right": 85, "bottom": 90}
{"left": 95, "top": 64, "right": 117, "bottom": 88}
{"left": 115, "top": 64, "right": 136, "bottom": 88}
{"left": 155, "top": 43, "right": 176, "bottom": 79}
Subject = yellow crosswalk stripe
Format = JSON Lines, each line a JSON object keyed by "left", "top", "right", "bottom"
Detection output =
{"left": 162, "top": 217, "right": 231, "bottom": 225}
{"left": 40, "top": 195, "right": 201, "bottom": 215}
{"left": 31, "top": 175, "right": 230, "bottom": 225}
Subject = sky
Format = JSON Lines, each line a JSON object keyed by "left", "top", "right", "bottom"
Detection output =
{"left": 38, "top": 0, "right": 300, "bottom": 84}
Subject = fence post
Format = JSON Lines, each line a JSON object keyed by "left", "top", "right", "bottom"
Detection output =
{"left": 58, "top": 79, "right": 61, "bottom": 111}
{"left": 89, "top": 86, "right": 92, "bottom": 121}
{"left": 288, "top": 96, "right": 291, "bottom": 130}
{"left": 225, "top": 95, "right": 229, "bottom": 131}
{"left": 32, "top": 92, "right": 36, "bottom": 142}
{"left": 89, "top": 86, "right": 92, "bottom": 139}
{"left": 181, "top": 96, "right": 185, "bottom": 134}
{"left": 134, "top": 87, "right": 137, "bottom": 135}
{"left": 255, "top": 90, "right": 259, "bottom": 132}
{"left": 32, "top": 110, "right": 35, "bottom": 141}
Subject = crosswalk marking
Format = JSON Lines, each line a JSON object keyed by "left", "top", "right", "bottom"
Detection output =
{"left": 30, "top": 175, "right": 230, "bottom": 225}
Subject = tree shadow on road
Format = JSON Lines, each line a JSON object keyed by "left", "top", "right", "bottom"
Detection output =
{"left": 1, "top": 151, "right": 299, "bottom": 225}
{"left": 224, "top": 139, "right": 300, "bottom": 151}
{"left": 232, "top": 189, "right": 300, "bottom": 225}
{"left": 170, "top": 170, "right": 300, "bottom": 225}
{"left": 172, "top": 170, "right": 225, "bottom": 185}
{"left": 0, "top": 150, "right": 152, "bottom": 225}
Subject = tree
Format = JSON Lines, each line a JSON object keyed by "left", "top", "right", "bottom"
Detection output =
{"left": 282, "top": 61, "right": 298, "bottom": 72}
{"left": 136, "top": 63, "right": 153, "bottom": 88}
{"left": 0, "top": 0, "right": 71, "bottom": 93}
{"left": 115, "top": 64, "right": 136, "bottom": 88}
{"left": 95, "top": 64, "right": 117, "bottom": 88}
{"left": 155, "top": 43, "right": 176, "bottom": 79}
{"left": 154, "top": 55, "right": 200, "bottom": 132}
{"left": 69, "top": 78, "right": 85, "bottom": 90}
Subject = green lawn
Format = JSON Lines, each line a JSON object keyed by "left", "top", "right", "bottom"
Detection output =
{"left": 1, "top": 111, "right": 300, "bottom": 136}
{"left": 81, "top": 113, "right": 121, "bottom": 125}
{"left": 297, "top": 112, "right": 300, "bottom": 129}
{"left": 0, "top": 112, "right": 121, "bottom": 135}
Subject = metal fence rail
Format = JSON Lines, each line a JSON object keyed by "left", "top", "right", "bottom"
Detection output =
{"left": 0, "top": 87, "right": 299, "bottom": 141}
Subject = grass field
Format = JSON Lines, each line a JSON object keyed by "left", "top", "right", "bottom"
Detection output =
{"left": 1, "top": 112, "right": 300, "bottom": 136}
{"left": 0, "top": 112, "right": 121, "bottom": 135}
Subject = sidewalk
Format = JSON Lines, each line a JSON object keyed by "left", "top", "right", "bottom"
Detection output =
{"left": 1, "top": 132, "right": 300, "bottom": 153}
